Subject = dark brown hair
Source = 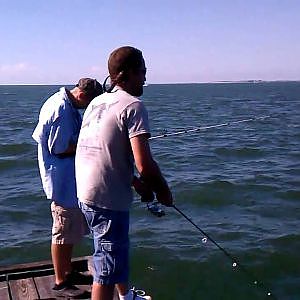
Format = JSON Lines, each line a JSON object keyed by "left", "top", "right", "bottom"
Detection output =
{"left": 108, "top": 46, "right": 143, "bottom": 85}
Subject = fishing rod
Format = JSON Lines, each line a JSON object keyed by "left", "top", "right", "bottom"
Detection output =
{"left": 146, "top": 114, "right": 279, "bottom": 297}
{"left": 147, "top": 203, "right": 277, "bottom": 299}
{"left": 172, "top": 205, "right": 277, "bottom": 299}
{"left": 149, "top": 115, "right": 271, "bottom": 141}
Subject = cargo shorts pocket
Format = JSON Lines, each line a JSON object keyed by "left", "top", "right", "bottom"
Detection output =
{"left": 93, "top": 218, "right": 111, "bottom": 240}
{"left": 51, "top": 207, "right": 70, "bottom": 236}
{"left": 97, "top": 242, "right": 115, "bottom": 277}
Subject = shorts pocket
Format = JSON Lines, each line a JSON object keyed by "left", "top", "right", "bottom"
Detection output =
{"left": 52, "top": 214, "right": 70, "bottom": 236}
{"left": 96, "top": 242, "right": 115, "bottom": 277}
{"left": 93, "top": 218, "right": 111, "bottom": 240}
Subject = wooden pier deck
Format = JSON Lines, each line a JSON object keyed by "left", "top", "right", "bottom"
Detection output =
{"left": 0, "top": 256, "right": 119, "bottom": 299}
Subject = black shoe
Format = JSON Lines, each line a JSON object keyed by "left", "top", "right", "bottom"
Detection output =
{"left": 66, "top": 270, "right": 93, "bottom": 285}
{"left": 52, "top": 281, "right": 86, "bottom": 298}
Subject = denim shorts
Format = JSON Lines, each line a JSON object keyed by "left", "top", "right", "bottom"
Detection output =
{"left": 79, "top": 202, "right": 129, "bottom": 285}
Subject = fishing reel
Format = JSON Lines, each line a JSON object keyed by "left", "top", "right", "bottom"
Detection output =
{"left": 134, "top": 175, "right": 166, "bottom": 217}
{"left": 140, "top": 194, "right": 165, "bottom": 217}
{"left": 146, "top": 201, "right": 165, "bottom": 217}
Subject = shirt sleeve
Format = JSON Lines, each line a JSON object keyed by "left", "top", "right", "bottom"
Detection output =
{"left": 32, "top": 122, "right": 44, "bottom": 144}
{"left": 125, "top": 101, "right": 151, "bottom": 139}
{"left": 48, "top": 107, "right": 78, "bottom": 155}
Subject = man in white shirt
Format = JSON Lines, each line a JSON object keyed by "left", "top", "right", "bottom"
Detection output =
{"left": 76, "top": 47, "right": 173, "bottom": 300}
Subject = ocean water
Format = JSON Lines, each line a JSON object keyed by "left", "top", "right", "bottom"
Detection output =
{"left": 0, "top": 82, "right": 299, "bottom": 299}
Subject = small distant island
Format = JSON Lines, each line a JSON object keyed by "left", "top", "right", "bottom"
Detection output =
{"left": 145, "top": 79, "right": 300, "bottom": 85}
{"left": 216, "top": 79, "right": 264, "bottom": 83}
{"left": 213, "top": 79, "right": 300, "bottom": 84}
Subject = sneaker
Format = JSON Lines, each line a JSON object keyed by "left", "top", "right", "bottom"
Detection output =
{"left": 52, "top": 281, "right": 86, "bottom": 298}
{"left": 66, "top": 270, "right": 93, "bottom": 285}
{"left": 130, "top": 287, "right": 152, "bottom": 300}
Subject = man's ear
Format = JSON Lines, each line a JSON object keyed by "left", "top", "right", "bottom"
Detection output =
{"left": 78, "top": 90, "right": 86, "bottom": 100}
{"left": 119, "top": 70, "right": 127, "bottom": 81}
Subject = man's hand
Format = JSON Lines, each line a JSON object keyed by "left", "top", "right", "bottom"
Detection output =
{"left": 156, "top": 188, "right": 173, "bottom": 207}
{"left": 130, "top": 134, "right": 173, "bottom": 206}
{"left": 132, "top": 176, "right": 154, "bottom": 202}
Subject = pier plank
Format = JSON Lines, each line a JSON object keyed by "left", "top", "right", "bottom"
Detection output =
{"left": 0, "top": 256, "right": 90, "bottom": 277}
{"left": 9, "top": 278, "right": 38, "bottom": 300}
{"left": 0, "top": 281, "right": 10, "bottom": 300}
{"left": 34, "top": 275, "right": 55, "bottom": 299}
{"left": 35, "top": 275, "right": 94, "bottom": 299}
{"left": 0, "top": 256, "right": 121, "bottom": 299}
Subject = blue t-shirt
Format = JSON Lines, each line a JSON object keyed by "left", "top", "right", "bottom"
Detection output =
{"left": 32, "top": 87, "right": 82, "bottom": 208}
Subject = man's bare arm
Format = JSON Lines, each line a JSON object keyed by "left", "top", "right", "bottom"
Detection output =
{"left": 130, "top": 134, "right": 173, "bottom": 206}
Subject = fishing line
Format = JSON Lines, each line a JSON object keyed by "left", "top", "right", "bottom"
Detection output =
{"left": 149, "top": 115, "right": 271, "bottom": 141}
{"left": 145, "top": 114, "right": 279, "bottom": 297}
{"left": 171, "top": 204, "right": 277, "bottom": 299}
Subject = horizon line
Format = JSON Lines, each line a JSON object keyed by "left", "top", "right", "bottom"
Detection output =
{"left": 1, "top": 79, "right": 300, "bottom": 86}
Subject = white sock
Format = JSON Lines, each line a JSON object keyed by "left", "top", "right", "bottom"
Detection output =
{"left": 118, "top": 291, "right": 131, "bottom": 300}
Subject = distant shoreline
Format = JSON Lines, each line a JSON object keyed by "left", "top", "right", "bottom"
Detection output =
{"left": 0, "top": 80, "right": 299, "bottom": 86}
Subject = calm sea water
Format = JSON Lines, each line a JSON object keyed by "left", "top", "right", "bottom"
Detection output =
{"left": 0, "top": 82, "right": 299, "bottom": 299}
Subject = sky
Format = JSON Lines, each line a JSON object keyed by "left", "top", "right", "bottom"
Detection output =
{"left": 0, "top": 0, "right": 300, "bottom": 84}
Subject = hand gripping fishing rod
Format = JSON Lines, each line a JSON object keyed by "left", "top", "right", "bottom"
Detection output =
{"left": 149, "top": 115, "right": 271, "bottom": 141}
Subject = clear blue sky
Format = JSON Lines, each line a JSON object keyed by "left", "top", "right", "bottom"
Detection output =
{"left": 1, "top": 0, "right": 299, "bottom": 84}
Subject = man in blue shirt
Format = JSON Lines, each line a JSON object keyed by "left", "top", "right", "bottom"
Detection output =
{"left": 32, "top": 78, "right": 103, "bottom": 298}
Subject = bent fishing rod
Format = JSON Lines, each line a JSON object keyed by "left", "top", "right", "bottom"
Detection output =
{"left": 147, "top": 202, "right": 277, "bottom": 299}
{"left": 146, "top": 114, "right": 279, "bottom": 298}
{"left": 174, "top": 204, "right": 277, "bottom": 299}
{"left": 149, "top": 114, "right": 272, "bottom": 141}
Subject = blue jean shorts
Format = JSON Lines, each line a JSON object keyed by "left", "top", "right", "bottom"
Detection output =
{"left": 79, "top": 202, "right": 129, "bottom": 285}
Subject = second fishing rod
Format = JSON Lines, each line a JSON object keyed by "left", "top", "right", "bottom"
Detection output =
{"left": 149, "top": 114, "right": 274, "bottom": 141}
